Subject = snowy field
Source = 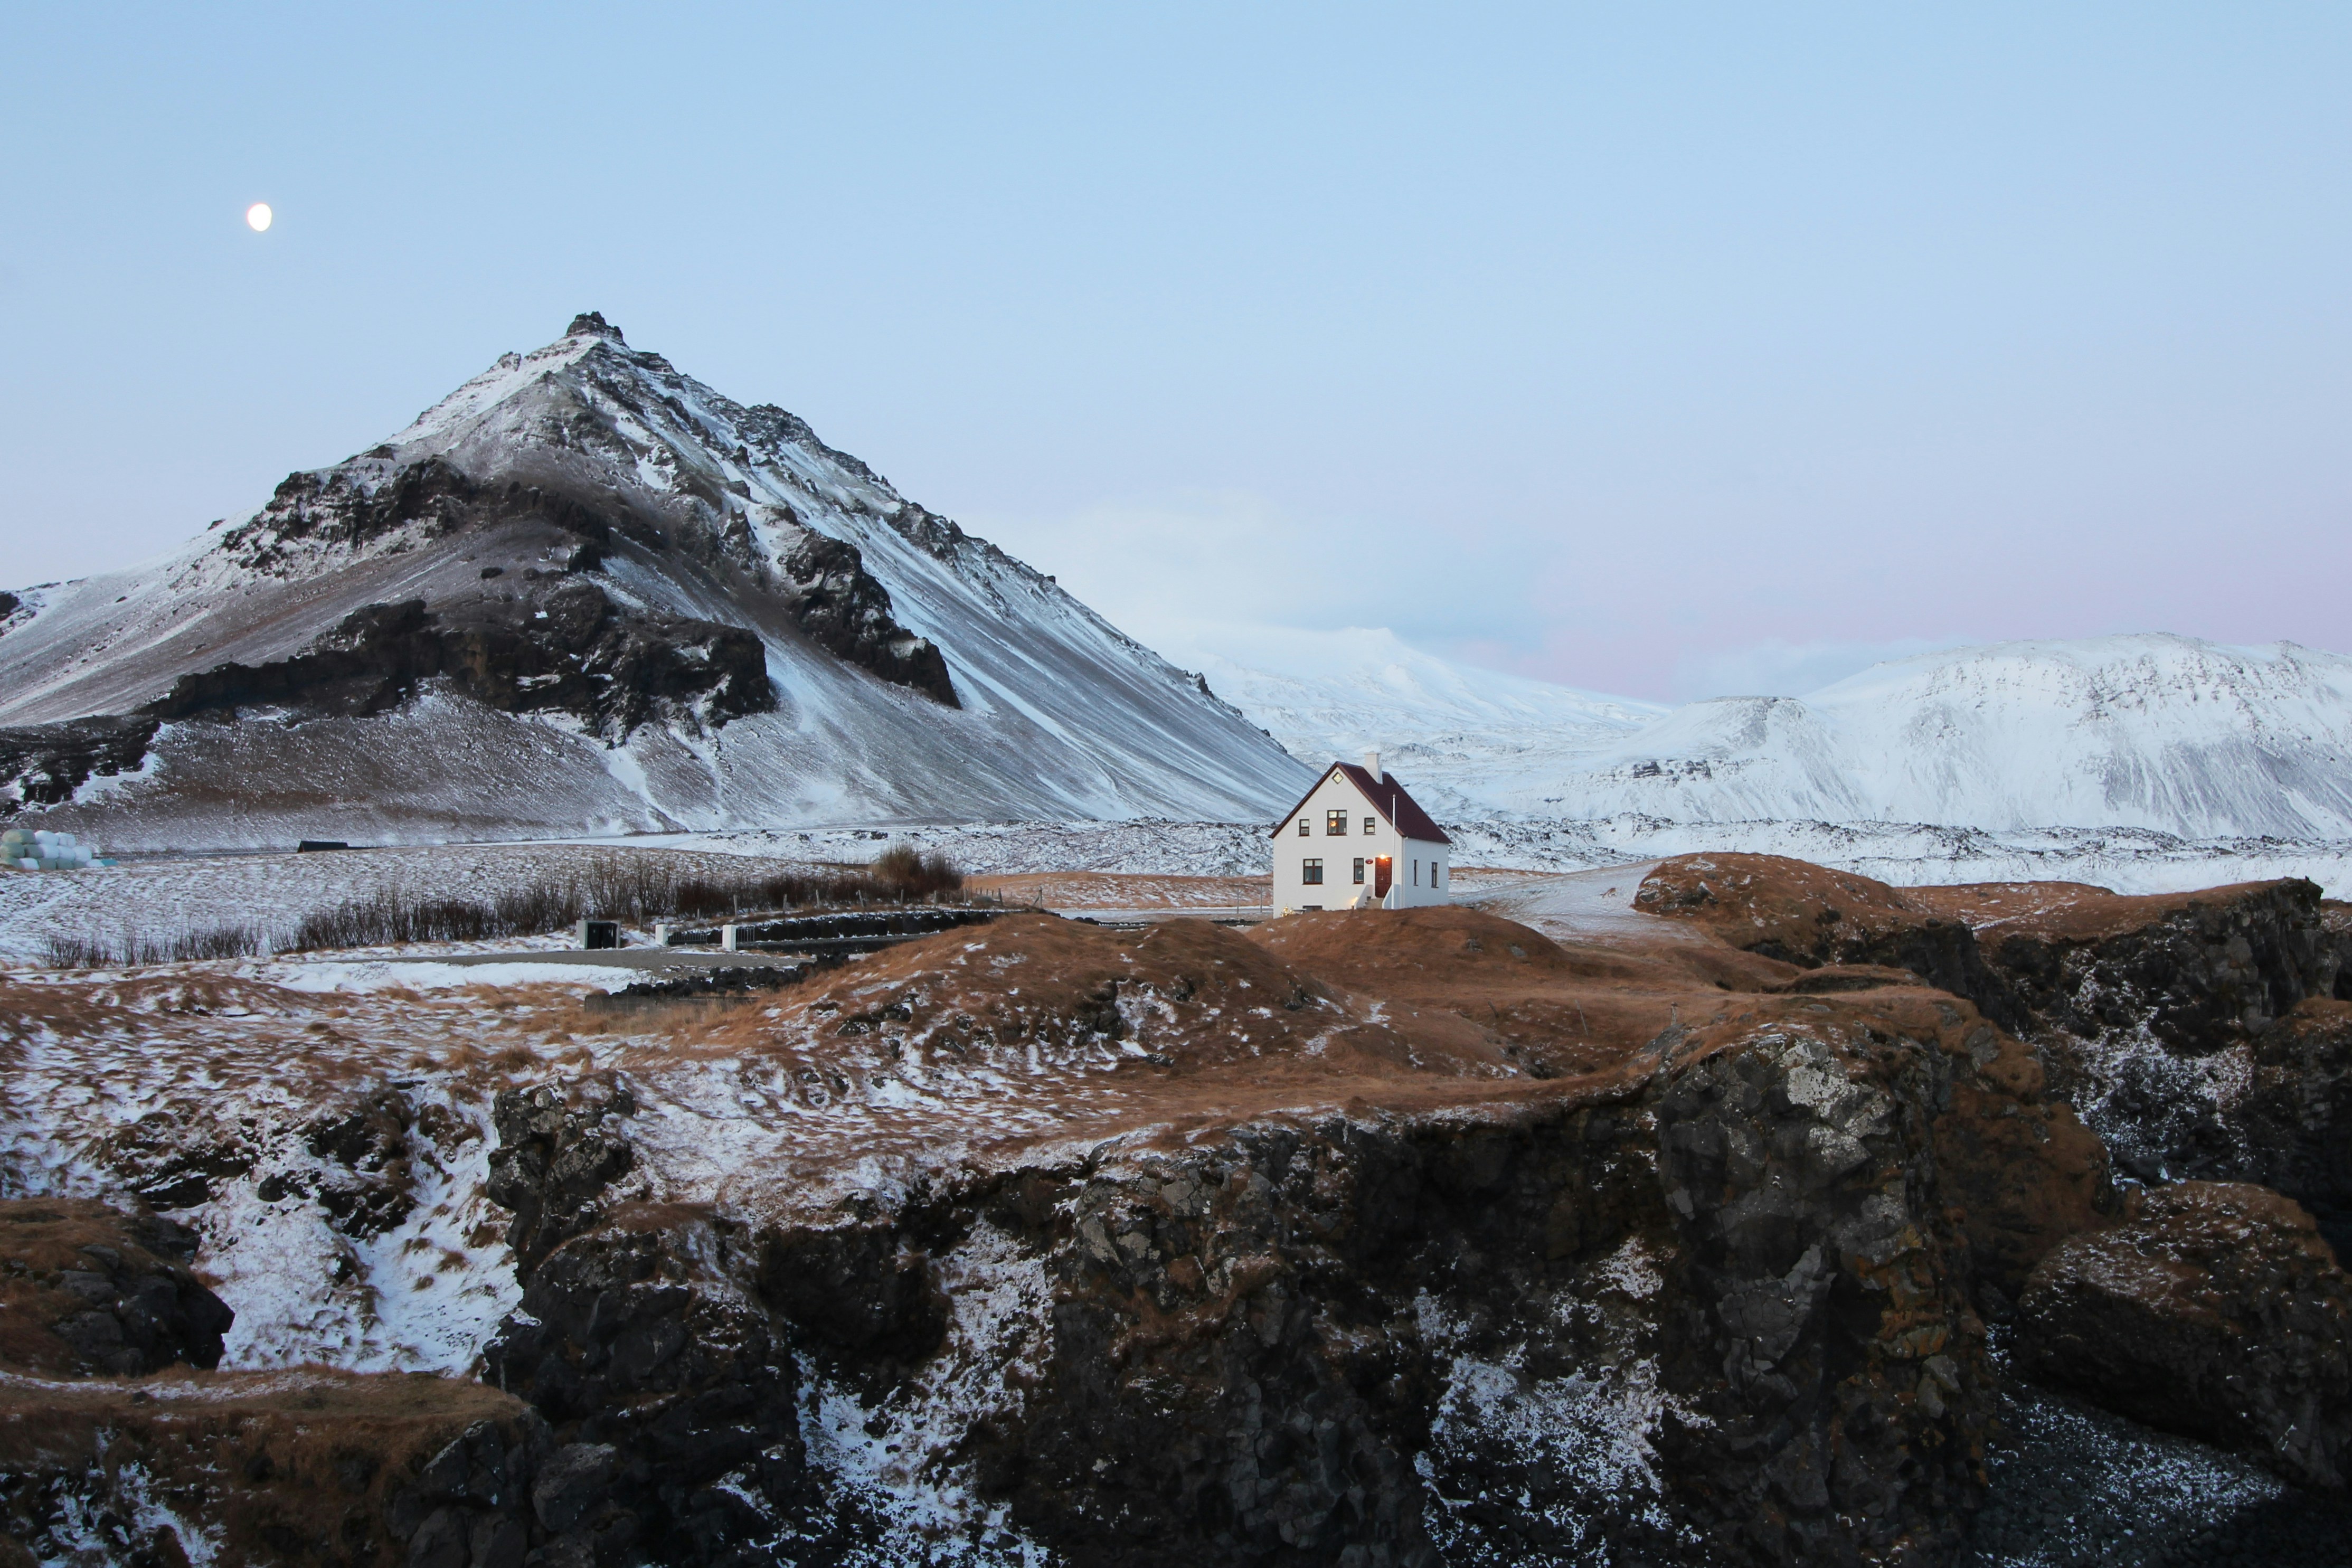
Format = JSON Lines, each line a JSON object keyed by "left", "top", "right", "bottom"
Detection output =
{"left": 5, "top": 813, "right": 2346, "bottom": 965}
{"left": 693, "top": 817, "right": 2352, "bottom": 899}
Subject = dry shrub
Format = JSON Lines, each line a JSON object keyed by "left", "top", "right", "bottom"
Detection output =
{"left": 288, "top": 858, "right": 913, "bottom": 953}
{"left": 36, "top": 849, "right": 979, "bottom": 965}
{"left": 40, "top": 923, "right": 269, "bottom": 969}
{"left": 871, "top": 842, "right": 965, "bottom": 899}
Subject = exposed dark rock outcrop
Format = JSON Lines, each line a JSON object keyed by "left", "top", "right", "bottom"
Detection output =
{"left": 0, "top": 714, "right": 160, "bottom": 810}
{"left": 2018, "top": 1181, "right": 2352, "bottom": 1490}
{"left": 1912, "top": 879, "right": 2350, "bottom": 1188}
{"left": 484, "top": 1078, "right": 638, "bottom": 1279}
{"left": 301, "top": 1088, "right": 422, "bottom": 1240}
{"left": 0, "top": 1199, "right": 232, "bottom": 1375}
{"left": 2235, "top": 998, "right": 2352, "bottom": 1259}
{"left": 222, "top": 458, "right": 642, "bottom": 571}
{"left": 458, "top": 966, "right": 2118, "bottom": 1566}
{"left": 145, "top": 587, "right": 775, "bottom": 742}
{"left": 0, "top": 1372, "right": 547, "bottom": 1568}
{"left": 779, "top": 531, "right": 957, "bottom": 706}
{"left": 1955, "top": 879, "right": 2340, "bottom": 1055}
{"left": 482, "top": 1210, "right": 808, "bottom": 1565}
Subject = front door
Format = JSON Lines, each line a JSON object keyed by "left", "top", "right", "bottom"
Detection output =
{"left": 1373, "top": 856, "right": 1392, "bottom": 897}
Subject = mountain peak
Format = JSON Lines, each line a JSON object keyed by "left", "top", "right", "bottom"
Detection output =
{"left": 564, "top": 311, "right": 625, "bottom": 344}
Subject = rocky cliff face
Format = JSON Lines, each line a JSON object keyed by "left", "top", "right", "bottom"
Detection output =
{"left": 451, "top": 908, "right": 2117, "bottom": 1567}
{"left": 11, "top": 863, "right": 2351, "bottom": 1566}
{"left": 1641, "top": 857, "right": 2352, "bottom": 1204}
{"left": 2019, "top": 1182, "right": 2352, "bottom": 1490}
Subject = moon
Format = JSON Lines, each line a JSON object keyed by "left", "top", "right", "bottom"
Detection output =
{"left": 245, "top": 202, "right": 273, "bottom": 232}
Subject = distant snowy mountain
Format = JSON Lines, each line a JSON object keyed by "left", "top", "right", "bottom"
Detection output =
{"left": 1187, "top": 630, "right": 2352, "bottom": 840}
{"left": 1152, "top": 623, "right": 1666, "bottom": 817}
{"left": 0, "top": 314, "right": 1308, "bottom": 846}
{"left": 1552, "top": 636, "right": 2352, "bottom": 838}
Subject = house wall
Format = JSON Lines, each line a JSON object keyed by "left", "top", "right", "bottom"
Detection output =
{"left": 1269, "top": 770, "right": 1451, "bottom": 912}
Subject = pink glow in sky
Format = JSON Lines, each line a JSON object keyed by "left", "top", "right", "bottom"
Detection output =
{"left": 4, "top": 6, "right": 2347, "bottom": 701}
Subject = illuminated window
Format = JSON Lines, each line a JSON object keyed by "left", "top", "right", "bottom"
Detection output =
{"left": 1326, "top": 809, "right": 1347, "bottom": 835}
{"left": 1353, "top": 858, "right": 1365, "bottom": 884}
{"left": 1302, "top": 858, "right": 1325, "bottom": 885}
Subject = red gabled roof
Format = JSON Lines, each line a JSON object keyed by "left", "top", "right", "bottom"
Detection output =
{"left": 1268, "top": 762, "right": 1452, "bottom": 846}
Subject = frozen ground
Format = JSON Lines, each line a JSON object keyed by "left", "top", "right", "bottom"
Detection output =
{"left": 0, "top": 842, "right": 840, "bottom": 965}
{"left": 7, "top": 814, "right": 2346, "bottom": 964}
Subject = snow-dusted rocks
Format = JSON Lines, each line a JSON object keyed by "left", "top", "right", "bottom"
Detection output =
{"left": 0, "top": 314, "right": 1307, "bottom": 846}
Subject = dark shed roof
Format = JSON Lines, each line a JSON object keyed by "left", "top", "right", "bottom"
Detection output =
{"left": 1269, "top": 762, "right": 1452, "bottom": 846}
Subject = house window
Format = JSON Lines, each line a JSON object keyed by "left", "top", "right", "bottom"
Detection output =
{"left": 1302, "top": 858, "right": 1324, "bottom": 885}
{"left": 1433, "top": 863, "right": 1443, "bottom": 887}
{"left": 1298, "top": 818, "right": 1309, "bottom": 837}
{"left": 1363, "top": 817, "right": 1375, "bottom": 834}
{"left": 1326, "top": 809, "right": 1348, "bottom": 835}
{"left": 1353, "top": 858, "right": 1365, "bottom": 884}
{"left": 1412, "top": 859, "right": 1418, "bottom": 885}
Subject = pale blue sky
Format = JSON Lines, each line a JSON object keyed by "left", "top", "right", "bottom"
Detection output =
{"left": 4, "top": 4, "right": 2347, "bottom": 699}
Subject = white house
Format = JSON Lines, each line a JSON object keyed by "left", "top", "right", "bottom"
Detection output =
{"left": 1270, "top": 751, "right": 1452, "bottom": 913}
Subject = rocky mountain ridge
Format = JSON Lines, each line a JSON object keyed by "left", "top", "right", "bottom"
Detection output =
{"left": 0, "top": 314, "right": 1307, "bottom": 845}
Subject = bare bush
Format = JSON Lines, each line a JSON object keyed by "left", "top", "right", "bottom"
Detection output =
{"left": 40, "top": 923, "right": 269, "bottom": 969}
{"left": 871, "top": 842, "right": 965, "bottom": 899}
{"left": 285, "top": 853, "right": 963, "bottom": 953}
{"left": 32, "top": 849, "right": 983, "bottom": 965}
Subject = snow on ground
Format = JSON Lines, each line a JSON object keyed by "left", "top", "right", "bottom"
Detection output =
{"left": 259, "top": 957, "right": 647, "bottom": 993}
{"left": 6, "top": 811, "right": 2346, "bottom": 967}
{"left": 0, "top": 842, "right": 838, "bottom": 964}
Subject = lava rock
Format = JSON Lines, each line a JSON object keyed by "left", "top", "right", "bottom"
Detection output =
{"left": 2019, "top": 1180, "right": 2352, "bottom": 1489}
{"left": 483, "top": 1078, "right": 637, "bottom": 1279}
{"left": 0, "top": 1198, "right": 233, "bottom": 1376}
{"left": 2237, "top": 999, "right": 2352, "bottom": 1259}
{"left": 0, "top": 714, "right": 162, "bottom": 808}
{"left": 779, "top": 531, "right": 957, "bottom": 706}
{"left": 1976, "top": 879, "right": 2339, "bottom": 1055}
{"left": 481, "top": 1208, "right": 804, "bottom": 1561}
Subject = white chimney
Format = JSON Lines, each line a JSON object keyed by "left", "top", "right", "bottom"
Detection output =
{"left": 1363, "top": 748, "right": 1381, "bottom": 780}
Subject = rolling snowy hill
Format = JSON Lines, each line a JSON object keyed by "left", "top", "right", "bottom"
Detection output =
{"left": 1185, "top": 630, "right": 2352, "bottom": 842}
{"left": 1145, "top": 623, "right": 1666, "bottom": 817}
{"left": 1553, "top": 637, "right": 2352, "bottom": 839}
{"left": 0, "top": 314, "right": 1308, "bottom": 847}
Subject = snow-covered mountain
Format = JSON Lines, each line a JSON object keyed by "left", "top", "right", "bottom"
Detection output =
{"left": 0, "top": 314, "right": 1309, "bottom": 847}
{"left": 1186, "top": 630, "right": 2352, "bottom": 841}
{"left": 1552, "top": 636, "right": 2352, "bottom": 838}
{"left": 1141, "top": 623, "right": 1666, "bottom": 817}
